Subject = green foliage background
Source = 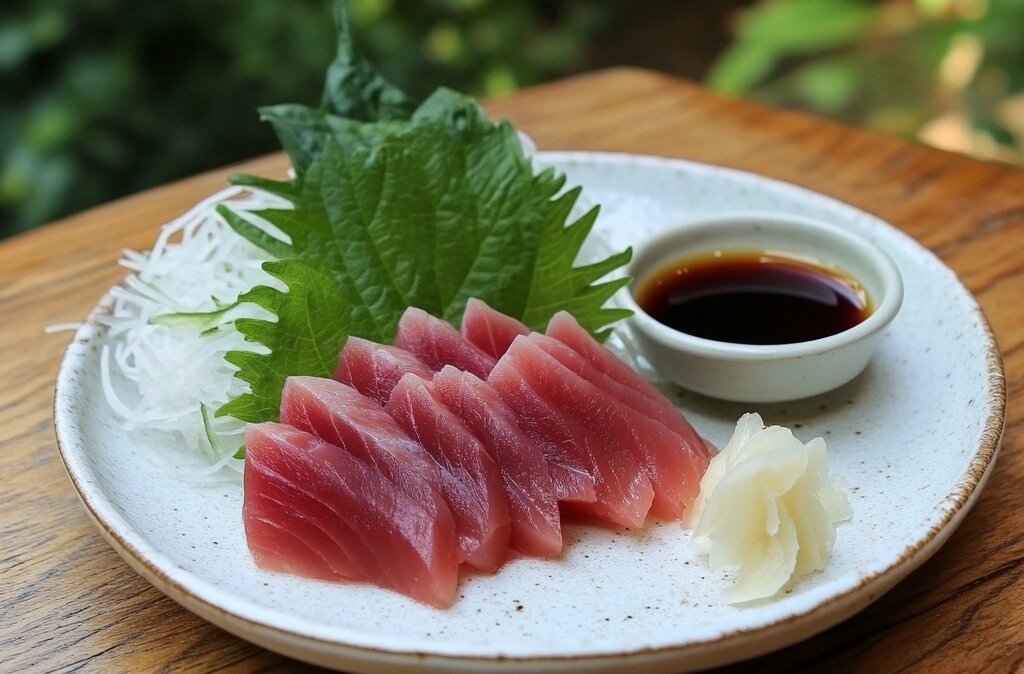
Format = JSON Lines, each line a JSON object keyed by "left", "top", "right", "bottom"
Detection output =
{"left": 3, "top": 0, "right": 1022, "bottom": 239}
{"left": 0, "top": 0, "right": 618, "bottom": 239}
{"left": 708, "top": 0, "right": 1024, "bottom": 165}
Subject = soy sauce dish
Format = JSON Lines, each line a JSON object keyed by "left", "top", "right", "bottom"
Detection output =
{"left": 621, "top": 213, "right": 904, "bottom": 402}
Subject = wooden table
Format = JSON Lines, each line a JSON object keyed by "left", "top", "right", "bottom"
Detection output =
{"left": 3, "top": 68, "right": 1022, "bottom": 673}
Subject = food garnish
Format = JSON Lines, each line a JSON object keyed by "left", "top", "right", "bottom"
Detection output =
{"left": 97, "top": 187, "right": 285, "bottom": 474}
{"left": 216, "top": 3, "right": 632, "bottom": 428}
{"left": 687, "top": 412, "right": 852, "bottom": 603}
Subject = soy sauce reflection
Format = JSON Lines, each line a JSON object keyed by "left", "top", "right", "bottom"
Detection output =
{"left": 634, "top": 249, "right": 871, "bottom": 345}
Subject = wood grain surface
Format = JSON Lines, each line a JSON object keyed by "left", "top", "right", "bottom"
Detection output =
{"left": 2, "top": 68, "right": 1022, "bottom": 673}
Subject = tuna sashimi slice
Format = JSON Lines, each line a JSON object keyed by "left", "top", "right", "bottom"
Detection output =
{"left": 387, "top": 373, "right": 512, "bottom": 572}
{"left": 481, "top": 355, "right": 598, "bottom": 504}
{"left": 526, "top": 333, "right": 706, "bottom": 519}
{"left": 546, "top": 310, "right": 712, "bottom": 461}
{"left": 280, "top": 377, "right": 455, "bottom": 540}
{"left": 396, "top": 307, "right": 497, "bottom": 379}
{"left": 244, "top": 423, "right": 459, "bottom": 608}
{"left": 489, "top": 337, "right": 654, "bottom": 528}
{"left": 334, "top": 336, "right": 433, "bottom": 406}
{"left": 460, "top": 298, "right": 530, "bottom": 360}
{"left": 244, "top": 515, "right": 343, "bottom": 582}
{"left": 245, "top": 461, "right": 365, "bottom": 581}
{"left": 431, "top": 366, "right": 562, "bottom": 558}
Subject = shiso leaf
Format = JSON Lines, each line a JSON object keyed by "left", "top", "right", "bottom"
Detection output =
{"left": 318, "top": 0, "right": 417, "bottom": 124}
{"left": 219, "top": 2, "right": 632, "bottom": 425}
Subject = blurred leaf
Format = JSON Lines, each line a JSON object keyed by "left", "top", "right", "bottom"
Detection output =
{"left": 0, "top": 8, "right": 68, "bottom": 70}
{"left": 710, "top": 0, "right": 1024, "bottom": 163}
{"left": 25, "top": 102, "right": 77, "bottom": 150}
{"left": 349, "top": 0, "right": 392, "bottom": 23}
{"left": 1003, "top": 61, "right": 1024, "bottom": 95}
{"left": 914, "top": 0, "right": 952, "bottom": 18}
{"left": 424, "top": 22, "right": 465, "bottom": 62}
{"left": 28, "top": 8, "right": 68, "bottom": 47}
{"left": 483, "top": 66, "right": 517, "bottom": 95}
{"left": 0, "top": 167, "right": 28, "bottom": 205}
{"left": 709, "top": 0, "right": 875, "bottom": 95}
{"left": 446, "top": 0, "right": 488, "bottom": 11}
{"left": 707, "top": 42, "right": 778, "bottom": 94}
{"left": 23, "top": 154, "right": 74, "bottom": 225}
{"left": 735, "top": 0, "right": 875, "bottom": 53}
{"left": 794, "top": 59, "right": 861, "bottom": 112}
{"left": 976, "top": 118, "right": 1016, "bottom": 146}
{"left": 0, "top": 23, "right": 32, "bottom": 70}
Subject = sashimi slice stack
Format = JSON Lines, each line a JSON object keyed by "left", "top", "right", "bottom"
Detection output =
{"left": 431, "top": 365, "right": 562, "bottom": 558}
{"left": 387, "top": 373, "right": 511, "bottom": 572}
{"left": 489, "top": 336, "right": 657, "bottom": 528}
{"left": 243, "top": 299, "right": 712, "bottom": 608}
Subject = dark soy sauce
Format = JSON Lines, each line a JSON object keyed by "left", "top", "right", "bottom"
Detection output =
{"left": 635, "top": 249, "right": 870, "bottom": 345}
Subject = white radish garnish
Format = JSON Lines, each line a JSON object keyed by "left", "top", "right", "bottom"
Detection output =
{"left": 96, "top": 185, "right": 288, "bottom": 478}
{"left": 687, "top": 413, "right": 851, "bottom": 603}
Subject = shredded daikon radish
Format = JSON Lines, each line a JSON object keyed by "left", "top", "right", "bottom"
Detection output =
{"left": 96, "top": 185, "right": 289, "bottom": 478}
{"left": 45, "top": 323, "right": 84, "bottom": 333}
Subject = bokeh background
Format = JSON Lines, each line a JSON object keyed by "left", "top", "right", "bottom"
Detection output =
{"left": 3, "top": 0, "right": 1022, "bottom": 239}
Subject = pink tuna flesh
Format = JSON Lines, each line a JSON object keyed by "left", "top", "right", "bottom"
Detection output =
{"left": 432, "top": 366, "right": 562, "bottom": 558}
{"left": 396, "top": 307, "right": 496, "bottom": 379}
{"left": 280, "top": 376, "right": 455, "bottom": 539}
{"left": 243, "top": 515, "right": 345, "bottom": 583}
{"left": 527, "top": 333, "right": 708, "bottom": 518}
{"left": 387, "top": 373, "right": 512, "bottom": 572}
{"left": 460, "top": 298, "right": 530, "bottom": 360}
{"left": 546, "top": 311, "right": 712, "bottom": 464}
{"left": 489, "top": 337, "right": 654, "bottom": 528}
{"left": 243, "top": 423, "right": 459, "bottom": 608}
{"left": 483, "top": 352, "right": 598, "bottom": 504}
{"left": 334, "top": 336, "right": 433, "bottom": 406}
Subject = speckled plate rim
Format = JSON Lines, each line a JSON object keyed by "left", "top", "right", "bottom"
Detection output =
{"left": 53, "top": 151, "right": 1006, "bottom": 673}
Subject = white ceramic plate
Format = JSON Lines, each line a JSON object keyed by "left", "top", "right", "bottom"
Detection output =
{"left": 54, "top": 152, "right": 1004, "bottom": 673}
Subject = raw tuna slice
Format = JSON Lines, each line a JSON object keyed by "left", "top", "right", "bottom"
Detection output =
{"left": 396, "top": 307, "right": 496, "bottom": 379}
{"left": 479, "top": 356, "right": 598, "bottom": 504}
{"left": 387, "top": 373, "right": 512, "bottom": 572}
{"left": 334, "top": 336, "right": 433, "bottom": 406}
{"left": 546, "top": 310, "right": 712, "bottom": 460}
{"left": 280, "top": 377, "right": 454, "bottom": 540}
{"left": 527, "top": 333, "right": 707, "bottom": 519}
{"left": 460, "top": 298, "right": 530, "bottom": 360}
{"left": 488, "top": 337, "right": 655, "bottom": 528}
{"left": 244, "top": 422, "right": 459, "bottom": 608}
{"left": 246, "top": 440, "right": 364, "bottom": 583}
{"left": 431, "top": 366, "right": 562, "bottom": 558}
{"left": 244, "top": 514, "right": 344, "bottom": 582}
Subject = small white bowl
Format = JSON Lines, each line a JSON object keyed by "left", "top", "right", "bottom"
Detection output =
{"left": 621, "top": 212, "right": 904, "bottom": 403}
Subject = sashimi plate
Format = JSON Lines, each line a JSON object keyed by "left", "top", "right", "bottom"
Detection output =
{"left": 54, "top": 151, "right": 1004, "bottom": 673}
